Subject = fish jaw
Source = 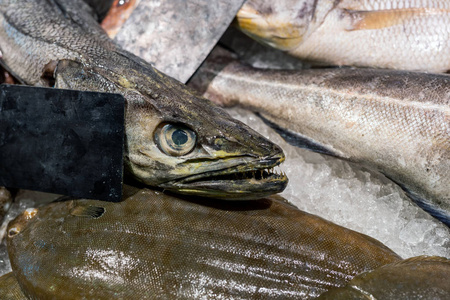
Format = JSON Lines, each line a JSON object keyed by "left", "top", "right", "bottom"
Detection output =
{"left": 126, "top": 100, "right": 289, "bottom": 199}
{"left": 159, "top": 152, "right": 287, "bottom": 200}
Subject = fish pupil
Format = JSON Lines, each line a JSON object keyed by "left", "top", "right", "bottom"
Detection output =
{"left": 172, "top": 129, "right": 188, "bottom": 146}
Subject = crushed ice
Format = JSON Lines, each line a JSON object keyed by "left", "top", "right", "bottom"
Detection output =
{"left": 228, "top": 107, "right": 450, "bottom": 260}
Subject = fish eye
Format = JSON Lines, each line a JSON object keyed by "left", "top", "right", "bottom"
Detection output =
{"left": 155, "top": 123, "right": 197, "bottom": 156}
{"left": 8, "top": 227, "right": 20, "bottom": 237}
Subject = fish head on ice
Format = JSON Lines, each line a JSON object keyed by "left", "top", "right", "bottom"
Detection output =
{"left": 54, "top": 59, "right": 288, "bottom": 200}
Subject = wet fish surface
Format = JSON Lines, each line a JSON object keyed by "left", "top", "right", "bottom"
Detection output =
{"left": 0, "top": 0, "right": 287, "bottom": 200}
{"left": 6, "top": 187, "right": 401, "bottom": 299}
{"left": 235, "top": 0, "right": 450, "bottom": 72}
{"left": 317, "top": 256, "right": 450, "bottom": 299}
{"left": 0, "top": 272, "right": 26, "bottom": 300}
{"left": 189, "top": 51, "right": 450, "bottom": 225}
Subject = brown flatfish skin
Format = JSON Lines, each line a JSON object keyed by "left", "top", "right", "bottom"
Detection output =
{"left": 317, "top": 256, "right": 450, "bottom": 299}
{"left": 7, "top": 188, "right": 400, "bottom": 299}
{"left": 0, "top": 272, "right": 27, "bottom": 300}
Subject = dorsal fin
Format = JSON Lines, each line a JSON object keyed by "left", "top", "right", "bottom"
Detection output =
{"left": 345, "top": 8, "right": 449, "bottom": 31}
{"left": 70, "top": 205, "right": 105, "bottom": 218}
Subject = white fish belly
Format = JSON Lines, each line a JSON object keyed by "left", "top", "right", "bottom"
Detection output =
{"left": 291, "top": 2, "right": 450, "bottom": 72}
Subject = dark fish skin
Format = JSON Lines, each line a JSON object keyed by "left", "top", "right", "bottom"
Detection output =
{"left": 0, "top": 0, "right": 287, "bottom": 200}
{"left": 6, "top": 187, "right": 401, "bottom": 299}
{"left": 83, "top": 0, "right": 115, "bottom": 21}
{"left": 0, "top": 273, "right": 26, "bottom": 300}
{"left": 189, "top": 49, "right": 450, "bottom": 224}
{"left": 317, "top": 256, "right": 450, "bottom": 299}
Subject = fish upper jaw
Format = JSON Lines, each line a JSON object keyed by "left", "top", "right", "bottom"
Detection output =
{"left": 159, "top": 151, "right": 288, "bottom": 200}
{"left": 234, "top": 0, "right": 308, "bottom": 51}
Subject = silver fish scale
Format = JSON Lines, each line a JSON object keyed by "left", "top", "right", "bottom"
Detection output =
{"left": 190, "top": 58, "right": 450, "bottom": 225}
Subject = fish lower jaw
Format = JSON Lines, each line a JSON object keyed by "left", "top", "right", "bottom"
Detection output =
{"left": 161, "top": 157, "right": 288, "bottom": 200}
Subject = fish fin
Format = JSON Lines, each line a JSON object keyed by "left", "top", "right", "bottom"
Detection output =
{"left": 345, "top": 8, "right": 445, "bottom": 31}
{"left": 70, "top": 205, "right": 105, "bottom": 218}
{"left": 256, "top": 113, "right": 341, "bottom": 158}
{"left": 53, "top": 195, "right": 79, "bottom": 203}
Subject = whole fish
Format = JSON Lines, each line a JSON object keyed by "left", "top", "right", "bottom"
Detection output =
{"left": 0, "top": 0, "right": 287, "bottom": 200}
{"left": 235, "top": 0, "right": 450, "bottom": 72}
{"left": 189, "top": 50, "right": 450, "bottom": 225}
{"left": 317, "top": 256, "right": 450, "bottom": 299}
{"left": 6, "top": 187, "right": 401, "bottom": 299}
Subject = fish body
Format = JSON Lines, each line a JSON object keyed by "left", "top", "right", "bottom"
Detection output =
{"left": 190, "top": 51, "right": 450, "bottom": 224}
{"left": 0, "top": 0, "right": 287, "bottom": 199}
{"left": 236, "top": 0, "right": 450, "bottom": 72}
{"left": 317, "top": 256, "right": 450, "bottom": 299}
{"left": 6, "top": 187, "right": 401, "bottom": 299}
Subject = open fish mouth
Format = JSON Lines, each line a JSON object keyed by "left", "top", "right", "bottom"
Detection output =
{"left": 161, "top": 154, "right": 288, "bottom": 200}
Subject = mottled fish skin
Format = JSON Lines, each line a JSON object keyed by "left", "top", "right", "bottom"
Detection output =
{"left": 0, "top": 273, "right": 26, "bottom": 300}
{"left": 317, "top": 256, "right": 450, "bottom": 299}
{"left": 235, "top": 0, "right": 450, "bottom": 72}
{"left": 189, "top": 51, "right": 450, "bottom": 225}
{"left": 0, "top": 0, "right": 288, "bottom": 200}
{"left": 6, "top": 187, "right": 401, "bottom": 299}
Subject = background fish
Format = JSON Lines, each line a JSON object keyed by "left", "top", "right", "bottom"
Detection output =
{"left": 101, "top": 0, "right": 140, "bottom": 37}
{"left": 189, "top": 50, "right": 450, "bottom": 225}
{"left": 235, "top": 0, "right": 450, "bottom": 72}
{"left": 0, "top": 187, "right": 12, "bottom": 223}
{"left": 0, "top": 0, "right": 288, "bottom": 200}
{"left": 317, "top": 256, "right": 450, "bottom": 299}
{"left": 6, "top": 187, "right": 401, "bottom": 299}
